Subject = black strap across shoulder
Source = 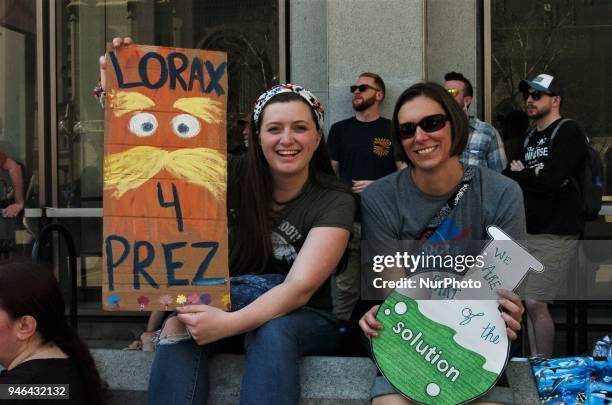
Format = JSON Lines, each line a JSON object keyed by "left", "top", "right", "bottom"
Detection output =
{"left": 523, "top": 118, "right": 572, "bottom": 149}
{"left": 416, "top": 165, "right": 476, "bottom": 240}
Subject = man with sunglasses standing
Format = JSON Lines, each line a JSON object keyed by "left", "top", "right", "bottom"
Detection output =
{"left": 503, "top": 73, "right": 587, "bottom": 358}
{"left": 444, "top": 71, "right": 507, "bottom": 172}
{"left": 328, "top": 72, "right": 402, "bottom": 325}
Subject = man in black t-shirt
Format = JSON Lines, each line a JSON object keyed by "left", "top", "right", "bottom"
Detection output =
{"left": 327, "top": 73, "right": 402, "bottom": 322}
{"left": 328, "top": 73, "right": 401, "bottom": 191}
{"left": 503, "top": 74, "right": 587, "bottom": 358}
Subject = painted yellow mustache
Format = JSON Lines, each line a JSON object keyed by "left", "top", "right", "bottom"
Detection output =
{"left": 104, "top": 146, "right": 226, "bottom": 199}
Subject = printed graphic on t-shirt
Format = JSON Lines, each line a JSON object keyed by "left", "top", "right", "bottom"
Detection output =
{"left": 524, "top": 143, "right": 549, "bottom": 169}
{"left": 373, "top": 137, "right": 392, "bottom": 157}
{"left": 428, "top": 218, "right": 472, "bottom": 241}
{"left": 277, "top": 220, "right": 303, "bottom": 242}
{"left": 271, "top": 231, "right": 297, "bottom": 264}
{"left": 523, "top": 131, "right": 551, "bottom": 171}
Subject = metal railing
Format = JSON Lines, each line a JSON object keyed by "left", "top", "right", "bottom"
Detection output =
{"left": 31, "top": 223, "right": 78, "bottom": 329}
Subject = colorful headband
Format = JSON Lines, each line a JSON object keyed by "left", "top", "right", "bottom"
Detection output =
{"left": 252, "top": 84, "right": 325, "bottom": 130}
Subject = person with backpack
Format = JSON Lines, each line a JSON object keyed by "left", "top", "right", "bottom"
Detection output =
{"left": 503, "top": 73, "right": 591, "bottom": 358}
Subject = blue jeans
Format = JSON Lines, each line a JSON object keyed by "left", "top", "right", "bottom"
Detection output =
{"left": 229, "top": 274, "right": 286, "bottom": 310}
{"left": 147, "top": 308, "right": 340, "bottom": 405}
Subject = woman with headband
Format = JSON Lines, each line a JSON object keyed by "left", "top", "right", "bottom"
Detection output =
{"left": 151, "top": 82, "right": 354, "bottom": 405}
{"left": 99, "top": 39, "right": 356, "bottom": 404}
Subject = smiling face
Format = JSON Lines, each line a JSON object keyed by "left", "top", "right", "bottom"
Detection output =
{"left": 258, "top": 100, "right": 321, "bottom": 182}
{"left": 398, "top": 95, "right": 454, "bottom": 174}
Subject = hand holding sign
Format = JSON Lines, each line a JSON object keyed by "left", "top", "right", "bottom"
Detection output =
{"left": 496, "top": 289, "right": 524, "bottom": 341}
{"left": 176, "top": 304, "right": 237, "bottom": 345}
{"left": 99, "top": 37, "right": 134, "bottom": 91}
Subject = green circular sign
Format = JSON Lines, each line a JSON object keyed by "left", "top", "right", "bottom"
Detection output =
{"left": 372, "top": 290, "right": 510, "bottom": 404}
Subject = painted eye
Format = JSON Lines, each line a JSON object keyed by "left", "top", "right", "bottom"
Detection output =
{"left": 128, "top": 112, "right": 158, "bottom": 137}
{"left": 171, "top": 114, "right": 201, "bottom": 138}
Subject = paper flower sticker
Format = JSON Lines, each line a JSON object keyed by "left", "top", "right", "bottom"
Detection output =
{"left": 159, "top": 294, "right": 173, "bottom": 310}
{"left": 107, "top": 294, "right": 121, "bottom": 309}
{"left": 176, "top": 294, "right": 187, "bottom": 305}
{"left": 137, "top": 295, "right": 150, "bottom": 311}
{"left": 188, "top": 293, "right": 200, "bottom": 305}
{"left": 200, "top": 294, "right": 211, "bottom": 305}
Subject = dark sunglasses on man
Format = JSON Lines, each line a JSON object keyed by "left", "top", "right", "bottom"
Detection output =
{"left": 522, "top": 90, "right": 554, "bottom": 101}
{"left": 349, "top": 84, "right": 380, "bottom": 93}
{"left": 397, "top": 114, "right": 448, "bottom": 140}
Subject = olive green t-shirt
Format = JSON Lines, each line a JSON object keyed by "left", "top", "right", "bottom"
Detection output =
{"left": 228, "top": 154, "right": 356, "bottom": 311}
{"left": 266, "top": 180, "right": 356, "bottom": 309}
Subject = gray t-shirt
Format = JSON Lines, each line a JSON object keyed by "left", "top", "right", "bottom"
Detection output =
{"left": 361, "top": 165, "right": 526, "bottom": 242}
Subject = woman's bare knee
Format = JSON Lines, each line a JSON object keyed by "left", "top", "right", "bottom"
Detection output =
{"left": 157, "top": 316, "right": 190, "bottom": 344}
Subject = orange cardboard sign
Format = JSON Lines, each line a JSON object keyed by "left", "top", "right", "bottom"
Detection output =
{"left": 102, "top": 43, "right": 230, "bottom": 312}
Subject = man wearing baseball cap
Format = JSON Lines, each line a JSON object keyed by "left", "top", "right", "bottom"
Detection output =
{"left": 503, "top": 73, "right": 587, "bottom": 357}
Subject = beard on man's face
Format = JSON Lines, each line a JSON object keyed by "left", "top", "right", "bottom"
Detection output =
{"left": 527, "top": 103, "right": 550, "bottom": 120}
{"left": 352, "top": 93, "right": 376, "bottom": 112}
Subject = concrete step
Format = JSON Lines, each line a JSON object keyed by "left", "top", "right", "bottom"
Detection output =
{"left": 91, "top": 349, "right": 540, "bottom": 405}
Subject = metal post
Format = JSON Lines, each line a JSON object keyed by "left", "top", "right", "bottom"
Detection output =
{"left": 32, "top": 223, "right": 78, "bottom": 330}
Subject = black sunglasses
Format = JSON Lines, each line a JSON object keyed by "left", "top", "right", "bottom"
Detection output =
{"left": 522, "top": 90, "right": 553, "bottom": 101}
{"left": 397, "top": 114, "right": 448, "bottom": 140}
{"left": 350, "top": 84, "right": 380, "bottom": 93}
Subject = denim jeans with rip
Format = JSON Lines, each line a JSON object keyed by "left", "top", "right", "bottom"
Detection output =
{"left": 147, "top": 307, "right": 340, "bottom": 405}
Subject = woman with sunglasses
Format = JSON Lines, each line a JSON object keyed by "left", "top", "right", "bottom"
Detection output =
{"left": 358, "top": 82, "right": 525, "bottom": 404}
